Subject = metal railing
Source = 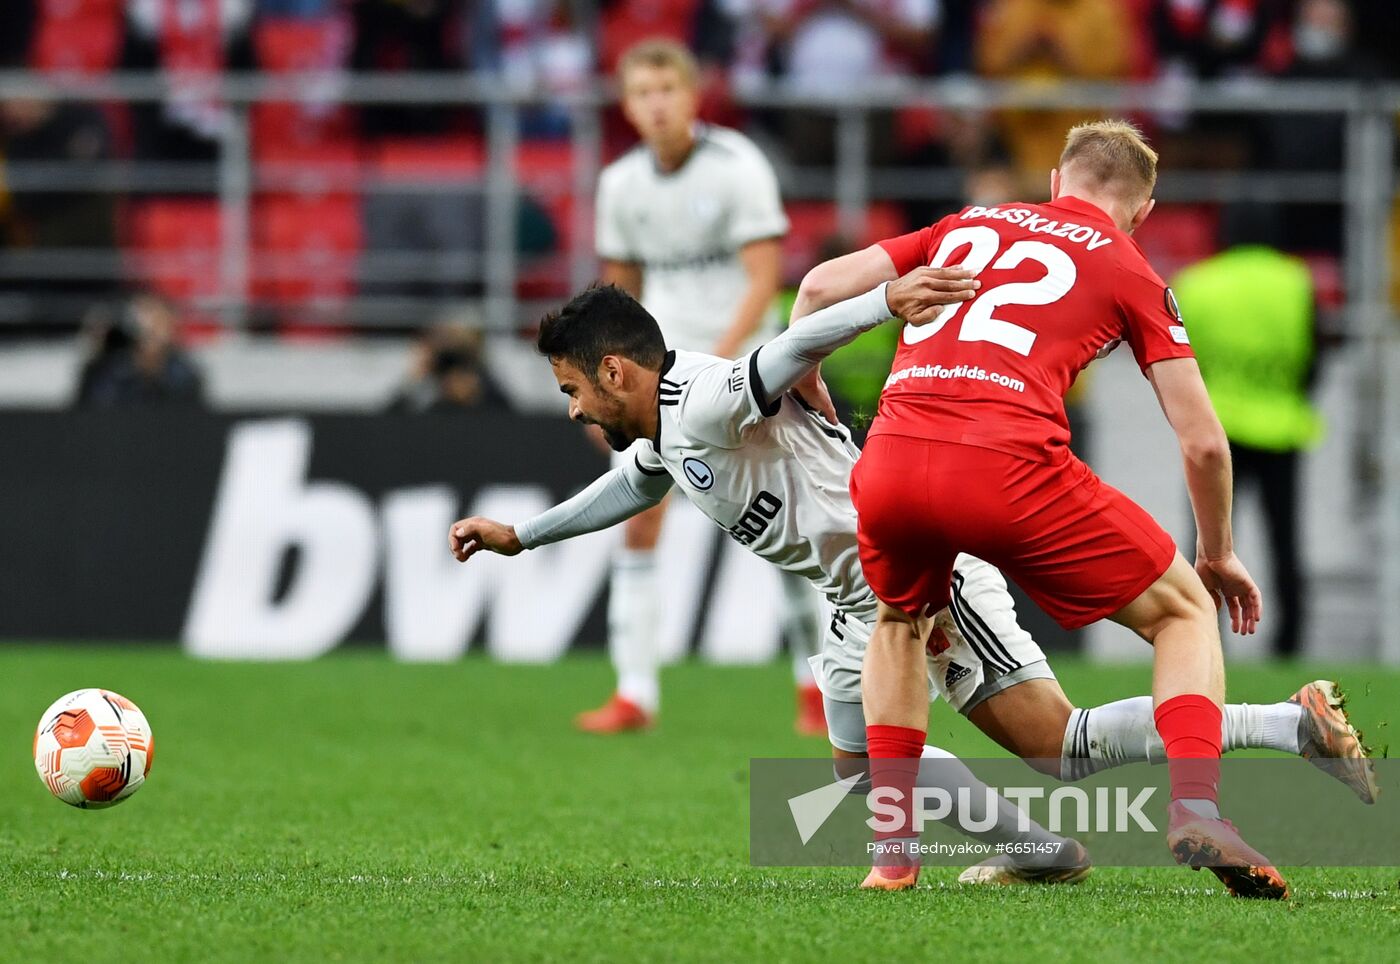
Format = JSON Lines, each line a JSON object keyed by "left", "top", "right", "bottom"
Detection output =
{"left": 0, "top": 73, "right": 1393, "bottom": 328}
{"left": 1, "top": 71, "right": 1396, "bottom": 660}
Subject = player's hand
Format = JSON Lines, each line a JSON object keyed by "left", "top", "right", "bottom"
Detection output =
{"left": 1195, "top": 552, "right": 1263, "bottom": 635}
{"left": 794, "top": 367, "right": 838, "bottom": 425}
{"left": 886, "top": 266, "right": 980, "bottom": 327}
{"left": 449, "top": 517, "right": 523, "bottom": 562}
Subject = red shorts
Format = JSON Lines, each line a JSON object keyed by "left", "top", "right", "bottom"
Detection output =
{"left": 851, "top": 435, "right": 1177, "bottom": 630}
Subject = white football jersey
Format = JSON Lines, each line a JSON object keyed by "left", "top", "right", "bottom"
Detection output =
{"left": 595, "top": 125, "right": 789, "bottom": 352}
{"left": 631, "top": 348, "right": 877, "bottom": 624}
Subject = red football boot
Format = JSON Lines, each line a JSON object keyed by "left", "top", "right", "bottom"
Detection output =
{"left": 860, "top": 836, "right": 921, "bottom": 891}
{"left": 859, "top": 864, "right": 921, "bottom": 891}
{"left": 796, "top": 683, "right": 827, "bottom": 737}
{"left": 1166, "top": 801, "right": 1289, "bottom": 899}
{"left": 574, "top": 694, "right": 653, "bottom": 734}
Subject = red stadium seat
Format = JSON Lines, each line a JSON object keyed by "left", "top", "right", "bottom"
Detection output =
{"left": 517, "top": 141, "right": 574, "bottom": 187}
{"left": 250, "top": 17, "right": 354, "bottom": 153}
{"left": 598, "top": 0, "right": 700, "bottom": 73}
{"left": 370, "top": 137, "right": 487, "bottom": 182}
{"left": 125, "top": 199, "right": 224, "bottom": 301}
{"left": 782, "top": 201, "right": 906, "bottom": 282}
{"left": 30, "top": 0, "right": 122, "bottom": 75}
{"left": 543, "top": 193, "right": 576, "bottom": 249}
{"left": 516, "top": 190, "right": 576, "bottom": 299}
{"left": 252, "top": 101, "right": 356, "bottom": 155}
{"left": 255, "top": 140, "right": 363, "bottom": 196}
{"left": 1134, "top": 204, "right": 1220, "bottom": 279}
{"left": 252, "top": 194, "right": 362, "bottom": 306}
{"left": 514, "top": 142, "right": 577, "bottom": 299}
{"left": 253, "top": 16, "right": 349, "bottom": 73}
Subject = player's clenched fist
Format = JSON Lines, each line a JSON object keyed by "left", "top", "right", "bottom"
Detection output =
{"left": 449, "top": 517, "right": 523, "bottom": 562}
{"left": 885, "top": 266, "right": 980, "bottom": 327}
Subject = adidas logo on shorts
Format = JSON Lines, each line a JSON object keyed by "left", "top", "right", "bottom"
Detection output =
{"left": 945, "top": 661, "right": 972, "bottom": 688}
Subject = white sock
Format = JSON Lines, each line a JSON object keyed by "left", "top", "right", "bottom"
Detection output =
{"left": 920, "top": 745, "right": 1068, "bottom": 868}
{"left": 780, "top": 570, "right": 822, "bottom": 686}
{"left": 1060, "top": 697, "right": 1156, "bottom": 780}
{"left": 1221, "top": 702, "right": 1304, "bottom": 755}
{"left": 609, "top": 549, "right": 660, "bottom": 713}
{"left": 1061, "top": 697, "right": 1307, "bottom": 781}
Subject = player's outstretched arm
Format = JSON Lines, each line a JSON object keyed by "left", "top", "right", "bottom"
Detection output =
{"left": 1147, "top": 357, "right": 1262, "bottom": 635}
{"left": 449, "top": 461, "right": 673, "bottom": 563}
{"left": 753, "top": 267, "right": 979, "bottom": 405}
{"left": 791, "top": 245, "right": 901, "bottom": 323}
{"left": 788, "top": 245, "right": 903, "bottom": 422}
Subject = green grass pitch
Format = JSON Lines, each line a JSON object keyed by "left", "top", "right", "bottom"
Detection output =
{"left": 2, "top": 646, "right": 1397, "bottom": 962}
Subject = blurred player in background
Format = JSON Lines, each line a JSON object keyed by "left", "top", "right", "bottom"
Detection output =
{"left": 796, "top": 121, "right": 1287, "bottom": 898}
{"left": 581, "top": 39, "right": 828, "bottom": 735}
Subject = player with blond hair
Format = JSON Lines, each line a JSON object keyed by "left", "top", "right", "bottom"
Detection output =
{"left": 582, "top": 38, "right": 829, "bottom": 735}
{"left": 795, "top": 120, "right": 1290, "bottom": 898}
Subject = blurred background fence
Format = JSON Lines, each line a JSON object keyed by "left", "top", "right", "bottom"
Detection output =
{"left": 0, "top": 0, "right": 1395, "bottom": 663}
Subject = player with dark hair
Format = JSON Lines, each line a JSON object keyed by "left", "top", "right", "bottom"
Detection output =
{"left": 583, "top": 38, "right": 824, "bottom": 735}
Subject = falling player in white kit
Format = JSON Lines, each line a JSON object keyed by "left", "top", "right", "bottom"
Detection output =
{"left": 584, "top": 38, "right": 827, "bottom": 734}
{"left": 448, "top": 274, "right": 1376, "bottom": 887}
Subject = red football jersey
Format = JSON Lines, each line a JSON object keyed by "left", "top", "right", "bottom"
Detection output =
{"left": 871, "top": 195, "right": 1194, "bottom": 463}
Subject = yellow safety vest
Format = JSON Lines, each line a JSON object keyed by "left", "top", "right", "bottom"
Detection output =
{"left": 1171, "top": 246, "right": 1323, "bottom": 452}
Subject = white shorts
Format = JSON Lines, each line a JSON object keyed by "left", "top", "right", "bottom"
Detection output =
{"left": 808, "top": 554, "right": 1056, "bottom": 753}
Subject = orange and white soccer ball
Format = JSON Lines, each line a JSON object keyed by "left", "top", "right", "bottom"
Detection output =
{"left": 33, "top": 689, "right": 153, "bottom": 809}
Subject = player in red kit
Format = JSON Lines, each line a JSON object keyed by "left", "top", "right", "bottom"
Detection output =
{"left": 791, "top": 121, "right": 1285, "bottom": 898}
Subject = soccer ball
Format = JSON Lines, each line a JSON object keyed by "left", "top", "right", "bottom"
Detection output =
{"left": 33, "top": 689, "right": 154, "bottom": 809}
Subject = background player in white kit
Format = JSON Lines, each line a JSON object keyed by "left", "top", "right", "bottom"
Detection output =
{"left": 583, "top": 39, "right": 827, "bottom": 734}
{"left": 448, "top": 276, "right": 1375, "bottom": 887}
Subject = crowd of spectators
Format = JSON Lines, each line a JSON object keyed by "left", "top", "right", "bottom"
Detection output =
{"left": 0, "top": 0, "right": 1394, "bottom": 410}
{"left": 0, "top": 2, "right": 1391, "bottom": 160}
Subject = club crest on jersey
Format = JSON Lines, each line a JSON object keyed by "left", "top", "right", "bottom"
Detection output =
{"left": 1161, "top": 289, "right": 1190, "bottom": 343}
{"left": 682, "top": 457, "right": 715, "bottom": 490}
{"left": 1164, "top": 287, "right": 1183, "bottom": 322}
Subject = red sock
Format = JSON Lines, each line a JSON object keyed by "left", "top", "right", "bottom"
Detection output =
{"left": 866, "top": 725, "right": 925, "bottom": 842}
{"left": 1154, "top": 694, "right": 1222, "bottom": 803}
